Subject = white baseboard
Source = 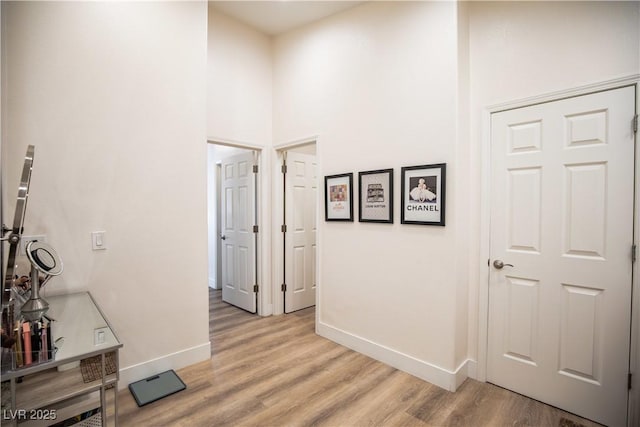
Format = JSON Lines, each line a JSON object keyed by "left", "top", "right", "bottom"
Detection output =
{"left": 118, "top": 342, "right": 211, "bottom": 390}
{"left": 317, "top": 322, "right": 469, "bottom": 392}
{"left": 260, "top": 303, "right": 273, "bottom": 317}
{"left": 465, "top": 359, "right": 478, "bottom": 380}
{"left": 208, "top": 277, "right": 217, "bottom": 289}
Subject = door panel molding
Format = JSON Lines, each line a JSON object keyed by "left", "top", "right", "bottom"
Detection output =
{"left": 478, "top": 76, "right": 639, "bottom": 388}
{"left": 284, "top": 151, "right": 317, "bottom": 313}
{"left": 221, "top": 150, "right": 257, "bottom": 313}
{"left": 480, "top": 81, "right": 637, "bottom": 426}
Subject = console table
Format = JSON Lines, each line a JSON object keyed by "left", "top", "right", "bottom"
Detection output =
{"left": 1, "top": 292, "right": 122, "bottom": 426}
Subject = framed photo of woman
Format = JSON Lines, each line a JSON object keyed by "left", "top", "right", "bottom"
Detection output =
{"left": 400, "top": 163, "right": 446, "bottom": 226}
{"left": 325, "top": 173, "right": 354, "bottom": 221}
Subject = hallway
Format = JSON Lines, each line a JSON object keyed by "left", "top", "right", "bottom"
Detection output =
{"left": 116, "top": 289, "right": 600, "bottom": 426}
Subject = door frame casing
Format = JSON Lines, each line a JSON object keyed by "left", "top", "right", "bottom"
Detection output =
{"left": 207, "top": 138, "right": 272, "bottom": 316}
{"left": 476, "top": 75, "right": 639, "bottom": 425}
{"left": 271, "top": 136, "right": 320, "bottom": 316}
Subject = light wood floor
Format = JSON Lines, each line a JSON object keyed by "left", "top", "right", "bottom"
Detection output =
{"left": 116, "top": 289, "right": 601, "bottom": 426}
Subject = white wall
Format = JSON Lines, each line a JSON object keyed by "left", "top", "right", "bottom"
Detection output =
{"left": 207, "top": 5, "right": 272, "bottom": 144}
{"left": 467, "top": 1, "right": 639, "bottom": 421}
{"left": 1, "top": 1, "right": 210, "bottom": 386}
{"left": 4, "top": 0, "right": 637, "bottom": 407}
{"left": 454, "top": 0, "right": 471, "bottom": 375}
{"left": 207, "top": 4, "right": 274, "bottom": 314}
{"left": 274, "top": 1, "right": 466, "bottom": 389}
{"left": 466, "top": 0, "right": 640, "bottom": 370}
{"left": 273, "top": 0, "right": 640, "bottom": 392}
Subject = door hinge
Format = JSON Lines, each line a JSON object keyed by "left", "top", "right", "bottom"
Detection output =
{"left": 281, "top": 224, "right": 287, "bottom": 233}
{"left": 281, "top": 164, "right": 287, "bottom": 174}
{"left": 633, "top": 244, "right": 637, "bottom": 263}
{"left": 253, "top": 164, "right": 258, "bottom": 174}
{"left": 634, "top": 114, "right": 638, "bottom": 133}
{"left": 281, "top": 283, "right": 287, "bottom": 292}
{"left": 253, "top": 284, "right": 259, "bottom": 293}
{"left": 253, "top": 225, "right": 259, "bottom": 233}
{"left": 629, "top": 373, "right": 633, "bottom": 390}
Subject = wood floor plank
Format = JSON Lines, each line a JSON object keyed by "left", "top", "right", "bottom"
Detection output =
{"left": 115, "top": 289, "right": 604, "bottom": 427}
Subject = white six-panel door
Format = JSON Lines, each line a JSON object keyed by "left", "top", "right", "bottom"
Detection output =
{"left": 221, "top": 151, "right": 256, "bottom": 313}
{"left": 488, "top": 86, "right": 635, "bottom": 426}
{"left": 285, "top": 152, "right": 317, "bottom": 313}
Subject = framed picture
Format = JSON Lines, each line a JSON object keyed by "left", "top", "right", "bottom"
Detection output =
{"left": 325, "top": 173, "right": 354, "bottom": 221}
{"left": 358, "top": 169, "right": 393, "bottom": 223}
{"left": 401, "top": 163, "right": 446, "bottom": 226}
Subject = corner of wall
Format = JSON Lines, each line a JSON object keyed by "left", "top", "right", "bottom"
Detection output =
{"left": 455, "top": 0, "right": 472, "bottom": 373}
{"left": 118, "top": 342, "right": 211, "bottom": 390}
{"left": 318, "top": 321, "right": 467, "bottom": 393}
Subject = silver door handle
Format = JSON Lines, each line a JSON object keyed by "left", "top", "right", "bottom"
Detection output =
{"left": 493, "top": 260, "right": 513, "bottom": 269}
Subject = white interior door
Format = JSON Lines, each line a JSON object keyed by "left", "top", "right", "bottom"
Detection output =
{"left": 284, "top": 151, "right": 317, "bottom": 313}
{"left": 488, "top": 86, "right": 635, "bottom": 426}
{"left": 221, "top": 151, "right": 256, "bottom": 313}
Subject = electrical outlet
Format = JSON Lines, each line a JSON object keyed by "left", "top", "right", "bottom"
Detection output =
{"left": 94, "top": 327, "right": 108, "bottom": 345}
{"left": 20, "top": 235, "right": 46, "bottom": 256}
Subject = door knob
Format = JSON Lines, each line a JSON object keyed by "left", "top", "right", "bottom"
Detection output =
{"left": 221, "top": 235, "right": 226, "bottom": 240}
{"left": 493, "top": 260, "right": 514, "bottom": 269}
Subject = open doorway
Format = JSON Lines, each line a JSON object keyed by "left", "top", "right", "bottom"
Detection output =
{"left": 277, "top": 142, "right": 318, "bottom": 313}
{"left": 207, "top": 142, "right": 260, "bottom": 314}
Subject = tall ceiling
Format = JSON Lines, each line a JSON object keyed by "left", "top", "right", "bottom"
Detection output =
{"left": 209, "top": 1, "right": 367, "bottom": 35}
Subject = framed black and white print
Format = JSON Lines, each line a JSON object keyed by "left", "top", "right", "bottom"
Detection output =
{"left": 358, "top": 169, "right": 393, "bottom": 223}
{"left": 401, "top": 163, "right": 446, "bottom": 226}
{"left": 325, "top": 173, "right": 354, "bottom": 221}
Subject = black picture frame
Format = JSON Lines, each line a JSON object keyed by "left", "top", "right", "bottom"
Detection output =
{"left": 401, "top": 163, "right": 446, "bottom": 226}
{"left": 358, "top": 169, "right": 394, "bottom": 223}
{"left": 324, "top": 173, "right": 354, "bottom": 221}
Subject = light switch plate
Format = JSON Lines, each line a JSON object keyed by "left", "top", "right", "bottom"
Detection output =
{"left": 91, "top": 231, "right": 107, "bottom": 250}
